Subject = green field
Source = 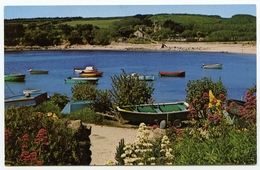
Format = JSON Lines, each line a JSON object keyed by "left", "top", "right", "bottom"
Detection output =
{"left": 63, "top": 18, "right": 122, "bottom": 28}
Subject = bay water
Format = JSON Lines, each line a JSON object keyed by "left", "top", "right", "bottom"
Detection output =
{"left": 4, "top": 50, "right": 256, "bottom": 103}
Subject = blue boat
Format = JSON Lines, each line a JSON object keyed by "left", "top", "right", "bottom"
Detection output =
{"left": 5, "top": 92, "right": 48, "bottom": 108}
{"left": 61, "top": 101, "right": 92, "bottom": 114}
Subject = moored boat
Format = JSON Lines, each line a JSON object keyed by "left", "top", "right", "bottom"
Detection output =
{"left": 158, "top": 70, "right": 185, "bottom": 77}
{"left": 130, "top": 73, "right": 155, "bottom": 81}
{"left": 4, "top": 74, "right": 26, "bottom": 82}
{"left": 74, "top": 66, "right": 98, "bottom": 73}
{"left": 61, "top": 101, "right": 92, "bottom": 114}
{"left": 28, "top": 69, "right": 49, "bottom": 74}
{"left": 80, "top": 71, "right": 103, "bottom": 77}
{"left": 202, "top": 63, "right": 223, "bottom": 69}
{"left": 116, "top": 101, "right": 190, "bottom": 126}
{"left": 23, "top": 89, "right": 41, "bottom": 94}
{"left": 65, "top": 77, "right": 99, "bottom": 84}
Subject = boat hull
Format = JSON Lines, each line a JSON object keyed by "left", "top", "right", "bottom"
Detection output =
{"left": 5, "top": 92, "right": 47, "bottom": 108}
{"left": 4, "top": 74, "right": 26, "bottom": 82}
{"left": 81, "top": 71, "right": 103, "bottom": 77}
{"left": 202, "top": 64, "right": 222, "bottom": 69}
{"left": 30, "top": 70, "right": 49, "bottom": 74}
{"left": 158, "top": 71, "right": 185, "bottom": 77}
{"left": 116, "top": 101, "right": 190, "bottom": 125}
{"left": 65, "top": 77, "right": 99, "bottom": 84}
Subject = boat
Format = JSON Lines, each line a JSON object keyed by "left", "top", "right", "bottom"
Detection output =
{"left": 23, "top": 89, "right": 41, "bottom": 94}
{"left": 61, "top": 101, "right": 92, "bottom": 114}
{"left": 4, "top": 74, "right": 26, "bottom": 82}
{"left": 28, "top": 69, "right": 49, "bottom": 74}
{"left": 80, "top": 71, "right": 103, "bottom": 77}
{"left": 202, "top": 63, "right": 223, "bottom": 69}
{"left": 129, "top": 73, "right": 155, "bottom": 81}
{"left": 158, "top": 70, "right": 185, "bottom": 77}
{"left": 65, "top": 77, "right": 99, "bottom": 84}
{"left": 74, "top": 66, "right": 98, "bottom": 73}
{"left": 5, "top": 92, "right": 48, "bottom": 108}
{"left": 116, "top": 101, "right": 190, "bottom": 126}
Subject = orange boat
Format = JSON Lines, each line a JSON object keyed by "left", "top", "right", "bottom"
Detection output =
{"left": 158, "top": 70, "right": 185, "bottom": 77}
{"left": 80, "top": 71, "right": 103, "bottom": 77}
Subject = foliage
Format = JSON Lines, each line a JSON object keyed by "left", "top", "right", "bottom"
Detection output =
{"left": 33, "top": 101, "right": 61, "bottom": 116}
{"left": 5, "top": 106, "right": 91, "bottom": 165}
{"left": 107, "top": 123, "right": 174, "bottom": 165}
{"left": 110, "top": 69, "right": 155, "bottom": 107}
{"left": 49, "top": 93, "right": 70, "bottom": 110}
{"left": 71, "top": 82, "right": 112, "bottom": 113}
{"left": 4, "top": 14, "right": 256, "bottom": 46}
{"left": 61, "top": 107, "right": 104, "bottom": 125}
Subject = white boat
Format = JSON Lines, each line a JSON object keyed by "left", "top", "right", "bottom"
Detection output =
{"left": 65, "top": 77, "right": 99, "bottom": 84}
{"left": 23, "top": 89, "right": 41, "bottom": 94}
{"left": 73, "top": 66, "right": 98, "bottom": 73}
{"left": 202, "top": 63, "right": 223, "bottom": 69}
{"left": 130, "top": 73, "right": 155, "bottom": 81}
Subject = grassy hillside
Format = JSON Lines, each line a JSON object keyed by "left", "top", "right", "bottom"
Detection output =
{"left": 63, "top": 18, "right": 122, "bottom": 28}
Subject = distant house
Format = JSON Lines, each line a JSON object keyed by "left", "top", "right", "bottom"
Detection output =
{"left": 134, "top": 29, "right": 145, "bottom": 38}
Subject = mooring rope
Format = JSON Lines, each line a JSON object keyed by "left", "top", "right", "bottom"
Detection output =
{"left": 5, "top": 81, "right": 15, "bottom": 95}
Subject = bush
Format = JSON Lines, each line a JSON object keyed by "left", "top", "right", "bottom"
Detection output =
{"left": 71, "top": 82, "right": 112, "bottom": 113}
{"left": 49, "top": 93, "right": 70, "bottom": 110}
{"left": 110, "top": 69, "right": 155, "bottom": 107}
{"left": 5, "top": 106, "right": 90, "bottom": 165}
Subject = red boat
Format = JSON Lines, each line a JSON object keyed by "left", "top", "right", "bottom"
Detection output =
{"left": 158, "top": 70, "right": 185, "bottom": 77}
{"left": 80, "top": 71, "right": 103, "bottom": 77}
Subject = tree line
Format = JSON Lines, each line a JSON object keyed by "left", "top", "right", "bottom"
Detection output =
{"left": 4, "top": 14, "right": 256, "bottom": 46}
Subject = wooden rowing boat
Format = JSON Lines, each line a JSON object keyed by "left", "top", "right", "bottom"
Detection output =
{"left": 158, "top": 70, "right": 185, "bottom": 77}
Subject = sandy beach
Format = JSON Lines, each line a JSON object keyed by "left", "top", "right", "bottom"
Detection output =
{"left": 5, "top": 41, "right": 256, "bottom": 54}
{"left": 89, "top": 124, "right": 139, "bottom": 165}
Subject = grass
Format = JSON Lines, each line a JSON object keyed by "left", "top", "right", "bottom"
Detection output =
{"left": 63, "top": 18, "right": 122, "bottom": 28}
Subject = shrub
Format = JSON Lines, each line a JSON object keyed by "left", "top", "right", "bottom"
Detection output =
{"left": 49, "top": 93, "right": 70, "bottom": 110}
{"left": 71, "top": 82, "right": 112, "bottom": 113}
{"left": 5, "top": 106, "right": 90, "bottom": 165}
{"left": 110, "top": 69, "right": 155, "bottom": 107}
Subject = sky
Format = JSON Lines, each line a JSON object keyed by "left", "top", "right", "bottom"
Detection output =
{"left": 2, "top": 1, "right": 258, "bottom": 19}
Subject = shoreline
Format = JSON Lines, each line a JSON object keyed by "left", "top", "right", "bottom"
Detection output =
{"left": 4, "top": 41, "right": 256, "bottom": 54}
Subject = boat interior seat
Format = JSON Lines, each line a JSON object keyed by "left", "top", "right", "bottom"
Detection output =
{"left": 159, "top": 105, "right": 181, "bottom": 112}
{"left": 137, "top": 106, "right": 156, "bottom": 113}
{"left": 178, "top": 105, "right": 187, "bottom": 111}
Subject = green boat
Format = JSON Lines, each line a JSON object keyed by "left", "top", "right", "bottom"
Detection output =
{"left": 4, "top": 74, "right": 26, "bottom": 82}
{"left": 28, "top": 69, "right": 49, "bottom": 74}
{"left": 116, "top": 101, "right": 190, "bottom": 127}
{"left": 202, "top": 63, "right": 223, "bottom": 69}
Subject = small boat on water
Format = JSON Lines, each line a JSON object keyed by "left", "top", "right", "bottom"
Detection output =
{"left": 158, "top": 70, "right": 185, "bottom": 77}
{"left": 202, "top": 63, "right": 223, "bottom": 69}
{"left": 80, "top": 71, "right": 103, "bottom": 77}
{"left": 129, "top": 73, "right": 155, "bottom": 81}
{"left": 74, "top": 66, "right": 98, "bottom": 73}
{"left": 65, "top": 77, "right": 99, "bottom": 84}
{"left": 116, "top": 101, "right": 190, "bottom": 126}
{"left": 5, "top": 92, "right": 48, "bottom": 108}
{"left": 4, "top": 74, "right": 26, "bottom": 82}
{"left": 23, "top": 89, "right": 41, "bottom": 94}
{"left": 28, "top": 69, "right": 49, "bottom": 74}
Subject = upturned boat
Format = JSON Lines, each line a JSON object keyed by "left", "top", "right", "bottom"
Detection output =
{"left": 65, "top": 77, "right": 99, "bottom": 84}
{"left": 4, "top": 73, "right": 26, "bottom": 82}
{"left": 28, "top": 69, "right": 49, "bottom": 74}
{"left": 158, "top": 70, "right": 185, "bottom": 77}
{"left": 116, "top": 101, "right": 190, "bottom": 126}
{"left": 202, "top": 63, "right": 223, "bottom": 69}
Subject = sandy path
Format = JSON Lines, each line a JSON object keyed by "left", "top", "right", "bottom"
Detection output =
{"left": 89, "top": 124, "right": 138, "bottom": 165}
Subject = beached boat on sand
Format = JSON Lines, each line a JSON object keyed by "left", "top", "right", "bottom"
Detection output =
{"left": 116, "top": 101, "right": 190, "bottom": 127}
{"left": 4, "top": 74, "right": 26, "bottom": 82}
{"left": 65, "top": 77, "right": 99, "bottom": 84}
{"left": 202, "top": 63, "right": 223, "bottom": 69}
{"left": 158, "top": 70, "right": 185, "bottom": 77}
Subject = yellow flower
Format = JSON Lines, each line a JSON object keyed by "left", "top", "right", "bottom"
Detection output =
{"left": 47, "top": 112, "right": 52, "bottom": 117}
{"left": 208, "top": 90, "right": 221, "bottom": 108}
